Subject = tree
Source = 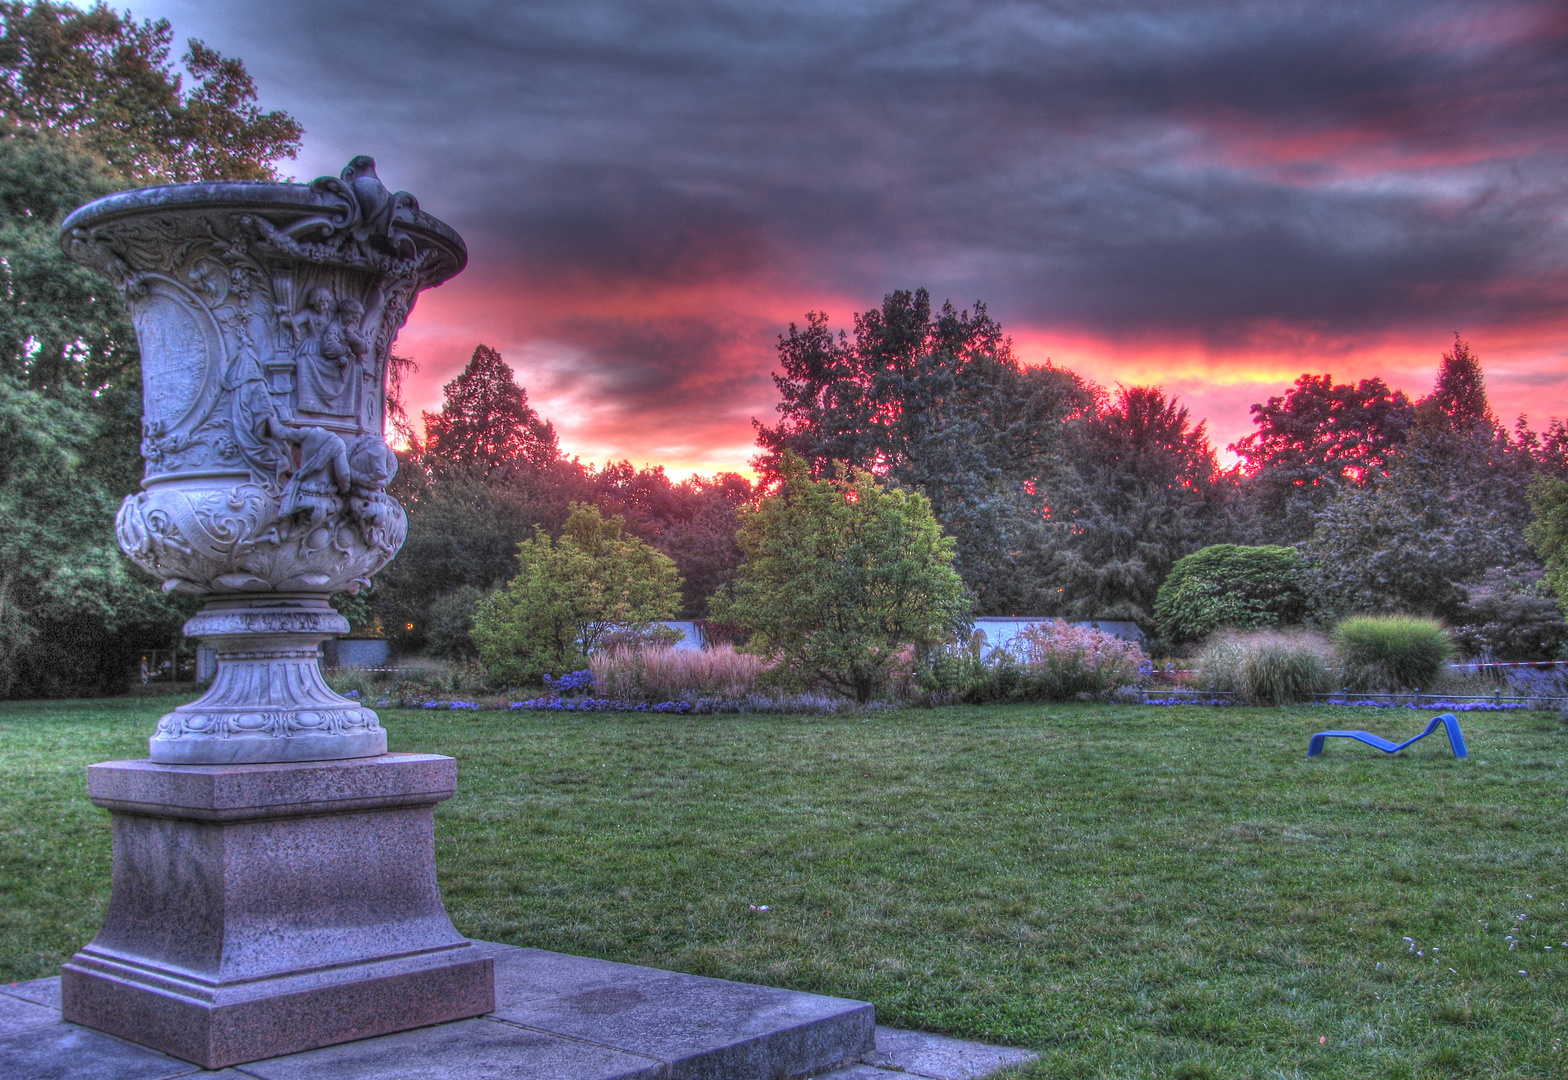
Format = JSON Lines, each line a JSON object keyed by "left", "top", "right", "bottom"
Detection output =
{"left": 1231, "top": 373, "right": 1414, "bottom": 543}
{"left": 713, "top": 454, "right": 969, "bottom": 703}
{"left": 1527, "top": 476, "right": 1568, "bottom": 620}
{"left": 1305, "top": 341, "right": 1534, "bottom": 620}
{"left": 1153, "top": 544, "right": 1308, "bottom": 647}
{"left": 0, "top": 5, "right": 300, "bottom": 695}
{"left": 754, "top": 288, "right": 1091, "bottom": 613}
{"left": 471, "top": 503, "right": 682, "bottom": 684}
{"left": 1037, "top": 385, "right": 1238, "bottom": 625}
{"left": 0, "top": 3, "right": 301, "bottom": 183}
{"left": 421, "top": 344, "right": 559, "bottom": 470}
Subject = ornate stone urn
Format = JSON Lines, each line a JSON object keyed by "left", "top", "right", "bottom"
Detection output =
{"left": 57, "top": 162, "right": 495, "bottom": 1069}
{"left": 62, "top": 156, "right": 464, "bottom": 763}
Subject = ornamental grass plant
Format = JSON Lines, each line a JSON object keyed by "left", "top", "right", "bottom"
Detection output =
{"left": 1197, "top": 628, "right": 1336, "bottom": 704}
{"left": 1334, "top": 614, "right": 1454, "bottom": 691}
{"left": 589, "top": 644, "right": 770, "bottom": 702}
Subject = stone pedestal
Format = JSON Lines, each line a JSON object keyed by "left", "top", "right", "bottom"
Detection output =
{"left": 59, "top": 754, "right": 495, "bottom": 1070}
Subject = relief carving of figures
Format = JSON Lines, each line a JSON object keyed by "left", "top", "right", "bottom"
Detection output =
{"left": 63, "top": 156, "right": 465, "bottom": 598}
{"left": 293, "top": 286, "right": 365, "bottom": 419}
{"left": 270, "top": 419, "right": 352, "bottom": 526}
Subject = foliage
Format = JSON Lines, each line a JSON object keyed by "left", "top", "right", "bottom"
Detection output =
{"left": 0, "top": 3, "right": 301, "bottom": 183}
{"left": 1304, "top": 343, "right": 1536, "bottom": 621}
{"left": 1153, "top": 544, "right": 1307, "bottom": 646}
{"left": 420, "top": 344, "right": 558, "bottom": 470}
{"left": 0, "top": 7, "right": 298, "bottom": 696}
{"left": 0, "top": 375, "right": 191, "bottom": 694}
{"left": 590, "top": 644, "right": 769, "bottom": 702}
{"left": 425, "top": 585, "right": 486, "bottom": 660}
{"left": 1333, "top": 615, "right": 1454, "bottom": 691}
{"left": 1450, "top": 564, "right": 1568, "bottom": 662}
{"left": 1196, "top": 629, "right": 1336, "bottom": 705}
{"left": 1526, "top": 473, "right": 1568, "bottom": 619}
{"left": 714, "top": 454, "right": 969, "bottom": 703}
{"left": 915, "top": 621, "right": 1144, "bottom": 705}
{"left": 1231, "top": 373, "right": 1413, "bottom": 544}
{"left": 1038, "top": 385, "right": 1240, "bottom": 624}
{"left": 755, "top": 288, "right": 1092, "bottom": 615}
{"left": 471, "top": 503, "right": 682, "bottom": 684}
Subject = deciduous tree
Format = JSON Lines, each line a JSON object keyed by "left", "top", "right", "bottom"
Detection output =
{"left": 472, "top": 503, "right": 682, "bottom": 684}
{"left": 714, "top": 454, "right": 969, "bottom": 703}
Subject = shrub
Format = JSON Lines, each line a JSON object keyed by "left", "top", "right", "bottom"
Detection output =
{"left": 713, "top": 454, "right": 969, "bottom": 703}
{"left": 590, "top": 644, "right": 769, "bottom": 702}
{"left": 472, "top": 504, "right": 682, "bottom": 684}
{"left": 1451, "top": 565, "right": 1568, "bottom": 662}
{"left": 1154, "top": 544, "right": 1307, "bottom": 646}
{"left": 1197, "top": 629, "right": 1335, "bottom": 704}
{"left": 425, "top": 585, "right": 486, "bottom": 660}
{"left": 1333, "top": 614, "right": 1453, "bottom": 691}
{"left": 916, "top": 621, "right": 1144, "bottom": 704}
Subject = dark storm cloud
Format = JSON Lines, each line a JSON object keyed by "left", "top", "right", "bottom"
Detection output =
{"left": 141, "top": 0, "right": 1568, "bottom": 463}
{"left": 156, "top": 0, "right": 1568, "bottom": 309}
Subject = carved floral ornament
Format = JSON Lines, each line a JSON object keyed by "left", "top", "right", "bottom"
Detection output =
{"left": 61, "top": 158, "right": 466, "bottom": 597}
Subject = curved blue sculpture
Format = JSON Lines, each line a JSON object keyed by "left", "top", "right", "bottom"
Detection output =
{"left": 1308, "top": 713, "right": 1467, "bottom": 758}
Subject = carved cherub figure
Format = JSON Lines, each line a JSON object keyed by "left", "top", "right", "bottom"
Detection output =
{"left": 267, "top": 418, "right": 351, "bottom": 528}
{"left": 346, "top": 434, "right": 400, "bottom": 551}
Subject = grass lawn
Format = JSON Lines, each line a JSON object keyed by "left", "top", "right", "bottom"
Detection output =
{"left": 1, "top": 699, "right": 1565, "bottom": 1078}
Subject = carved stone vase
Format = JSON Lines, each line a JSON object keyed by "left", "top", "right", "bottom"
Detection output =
{"left": 62, "top": 157, "right": 465, "bottom": 764}
{"left": 57, "top": 161, "right": 495, "bottom": 1069}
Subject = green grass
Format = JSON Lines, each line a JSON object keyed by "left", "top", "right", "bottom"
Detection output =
{"left": 2, "top": 698, "right": 1566, "bottom": 1078}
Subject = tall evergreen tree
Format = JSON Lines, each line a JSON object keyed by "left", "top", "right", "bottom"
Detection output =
{"left": 1039, "top": 386, "right": 1238, "bottom": 625}
{"left": 421, "top": 344, "right": 559, "bottom": 471}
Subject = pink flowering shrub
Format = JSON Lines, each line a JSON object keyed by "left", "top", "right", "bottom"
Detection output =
{"left": 916, "top": 619, "right": 1145, "bottom": 704}
{"left": 1012, "top": 619, "right": 1146, "bottom": 699}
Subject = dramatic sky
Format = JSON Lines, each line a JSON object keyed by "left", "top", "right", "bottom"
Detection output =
{"left": 139, "top": 0, "right": 1568, "bottom": 476}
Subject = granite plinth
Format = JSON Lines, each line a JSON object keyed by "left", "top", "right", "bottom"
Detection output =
{"left": 60, "top": 755, "right": 494, "bottom": 1069}
{"left": 4, "top": 942, "right": 1036, "bottom": 1079}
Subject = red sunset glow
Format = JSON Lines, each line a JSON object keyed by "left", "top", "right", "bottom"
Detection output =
{"left": 137, "top": 0, "right": 1568, "bottom": 480}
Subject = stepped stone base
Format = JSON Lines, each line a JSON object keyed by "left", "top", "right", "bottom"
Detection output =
{"left": 3, "top": 942, "right": 1036, "bottom": 1079}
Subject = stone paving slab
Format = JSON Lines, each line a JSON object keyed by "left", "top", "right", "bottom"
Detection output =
{"left": 0, "top": 994, "right": 60, "bottom": 1037}
{"left": 231, "top": 1017, "right": 665, "bottom": 1080}
{"left": 3, "top": 977, "right": 61, "bottom": 1009}
{"left": 0, "top": 1022, "right": 202, "bottom": 1080}
{"left": 485, "top": 945, "right": 873, "bottom": 1080}
{"left": 0, "top": 942, "right": 1035, "bottom": 1079}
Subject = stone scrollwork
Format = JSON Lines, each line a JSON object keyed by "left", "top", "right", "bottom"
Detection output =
{"left": 63, "top": 156, "right": 462, "bottom": 598}
{"left": 62, "top": 158, "right": 465, "bottom": 763}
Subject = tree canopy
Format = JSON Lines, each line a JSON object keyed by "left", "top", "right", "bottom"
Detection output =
{"left": 0, "top": 2, "right": 301, "bottom": 183}
{"left": 471, "top": 503, "right": 682, "bottom": 684}
{"left": 421, "top": 344, "right": 559, "bottom": 471}
{"left": 714, "top": 454, "right": 969, "bottom": 703}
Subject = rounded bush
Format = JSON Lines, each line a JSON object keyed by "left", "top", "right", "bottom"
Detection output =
{"left": 1333, "top": 615, "right": 1453, "bottom": 691}
{"left": 1154, "top": 545, "right": 1308, "bottom": 646}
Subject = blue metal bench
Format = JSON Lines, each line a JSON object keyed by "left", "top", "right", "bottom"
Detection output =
{"left": 1308, "top": 713, "right": 1467, "bottom": 758}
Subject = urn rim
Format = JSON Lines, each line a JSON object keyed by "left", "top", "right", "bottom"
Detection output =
{"left": 59, "top": 176, "right": 467, "bottom": 285}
